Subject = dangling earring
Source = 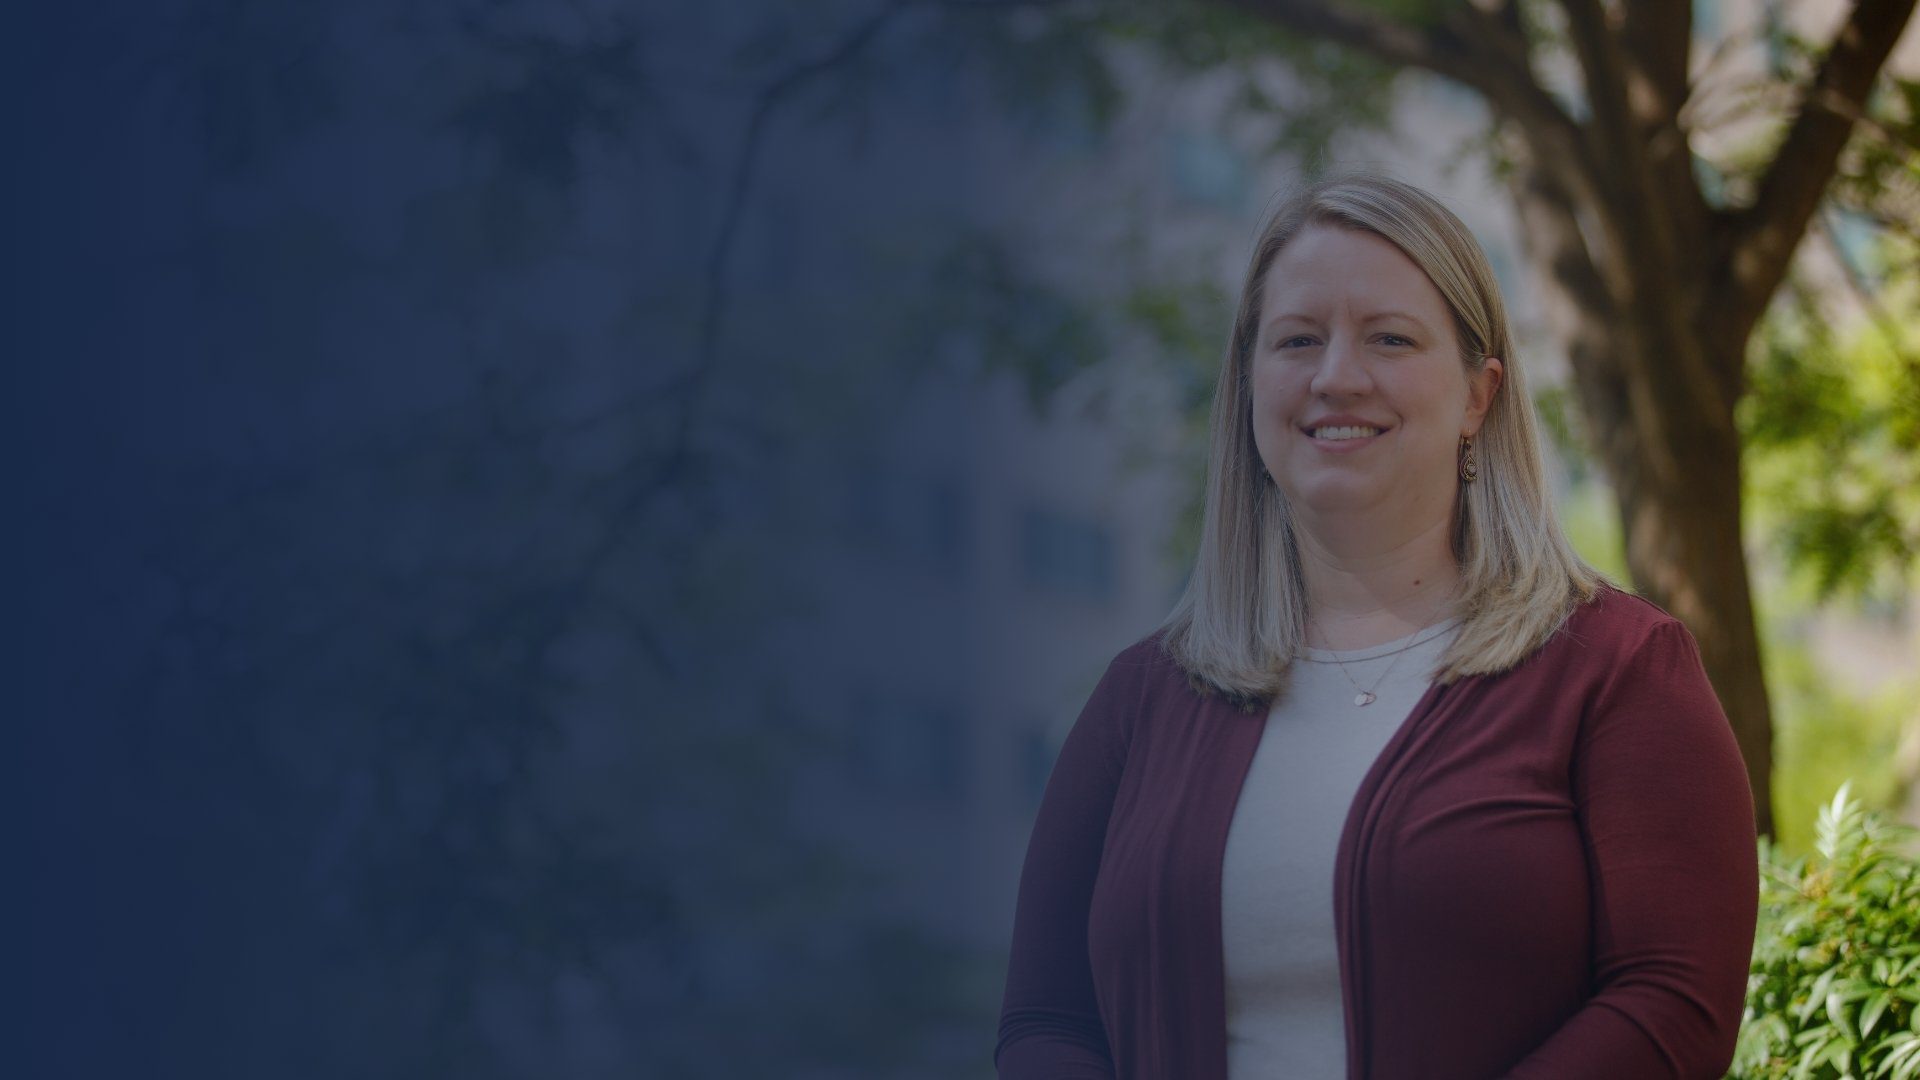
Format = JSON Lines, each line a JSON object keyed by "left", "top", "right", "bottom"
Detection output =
{"left": 1458, "top": 434, "right": 1478, "bottom": 484}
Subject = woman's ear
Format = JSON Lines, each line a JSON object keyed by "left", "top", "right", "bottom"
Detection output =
{"left": 1465, "top": 356, "right": 1503, "bottom": 435}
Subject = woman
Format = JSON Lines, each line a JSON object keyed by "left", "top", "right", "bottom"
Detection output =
{"left": 994, "top": 173, "right": 1757, "bottom": 1080}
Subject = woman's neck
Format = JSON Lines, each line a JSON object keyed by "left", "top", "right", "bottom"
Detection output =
{"left": 1294, "top": 513, "right": 1461, "bottom": 651}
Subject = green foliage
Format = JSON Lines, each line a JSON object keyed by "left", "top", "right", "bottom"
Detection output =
{"left": 1827, "top": 86, "right": 1920, "bottom": 248}
{"left": 1741, "top": 233, "right": 1920, "bottom": 604}
{"left": 1555, "top": 476, "right": 1630, "bottom": 583}
{"left": 1763, "top": 624, "right": 1915, "bottom": 858}
{"left": 1532, "top": 382, "right": 1631, "bottom": 581}
{"left": 1732, "top": 785, "right": 1920, "bottom": 1079}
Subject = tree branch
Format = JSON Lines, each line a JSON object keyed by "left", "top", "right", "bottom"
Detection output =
{"left": 1505, "top": 147, "right": 1655, "bottom": 484}
{"left": 1212, "top": 0, "right": 1601, "bottom": 205}
{"left": 1815, "top": 210, "right": 1920, "bottom": 372}
{"left": 675, "top": 0, "right": 1078, "bottom": 475}
{"left": 1716, "top": 0, "right": 1918, "bottom": 342}
{"left": 1618, "top": 0, "right": 1691, "bottom": 119}
{"left": 678, "top": 0, "right": 914, "bottom": 475}
{"left": 1510, "top": 148, "right": 1613, "bottom": 320}
{"left": 1557, "top": 0, "right": 1698, "bottom": 224}
{"left": 1559, "top": 0, "right": 1727, "bottom": 425}
{"left": 1559, "top": 0, "right": 1641, "bottom": 146}
{"left": 1556, "top": 0, "right": 1660, "bottom": 248}
{"left": 1619, "top": 0, "right": 1714, "bottom": 280}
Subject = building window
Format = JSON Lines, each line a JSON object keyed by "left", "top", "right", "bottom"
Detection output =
{"left": 1020, "top": 506, "right": 1116, "bottom": 603}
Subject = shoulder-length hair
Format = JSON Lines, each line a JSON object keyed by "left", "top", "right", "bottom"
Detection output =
{"left": 1158, "top": 170, "right": 1603, "bottom": 708}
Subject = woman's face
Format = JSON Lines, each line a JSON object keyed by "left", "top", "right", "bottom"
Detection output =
{"left": 1249, "top": 225, "right": 1502, "bottom": 527}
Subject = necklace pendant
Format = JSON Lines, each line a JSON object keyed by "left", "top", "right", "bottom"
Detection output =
{"left": 1354, "top": 691, "right": 1376, "bottom": 707}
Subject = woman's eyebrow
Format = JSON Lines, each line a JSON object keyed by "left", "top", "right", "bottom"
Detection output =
{"left": 1363, "top": 311, "right": 1431, "bottom": 328}
{"left": 1265, "top": 313, "right": 1316, "bottom": 327}
{"left": 1262, "top": 313, "right": 1328, "bottom": 339}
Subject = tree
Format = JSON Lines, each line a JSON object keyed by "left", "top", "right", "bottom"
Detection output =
{"left": 1099, "top": 0, "right": 1919, "bottom": 836}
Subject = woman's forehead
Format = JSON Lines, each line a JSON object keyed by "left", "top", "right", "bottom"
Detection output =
{"left": 1264, "top": 234, "right": 1435, "bottom": 306}
{"left": 1266, "top": 227, "right": 1435, "bottom": 291}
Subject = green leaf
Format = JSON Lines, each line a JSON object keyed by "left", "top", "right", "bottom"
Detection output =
{"left": 1835, "top": 986, "right": 1863, "bottom": 1044}
{"left": 1746, "top": 783, "right": 1920, "bottom": 1079}
{"left": 1799, "top": 1029, "right": 1836, "bottom": 1079}
{"left": 1808, "top": 968, "right": 1843, "bottom": 1023}
{"left": 1865, "top": 990, "right": 1894, "bottom": 1039}
{"left": 1877, "top": 1032, "right": 1920, "bottom": 1078}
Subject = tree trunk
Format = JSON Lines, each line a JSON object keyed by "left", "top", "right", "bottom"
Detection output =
{"left": 1510, "top": 161, "right": 1776, "bottom": 835}
{"left": 1605, "top": 361, "right": 1776, "bottom": 838}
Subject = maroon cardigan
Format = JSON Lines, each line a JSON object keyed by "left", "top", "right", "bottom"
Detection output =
{"left": 995, "top": 587, "right": 1757, "bottom": 1079}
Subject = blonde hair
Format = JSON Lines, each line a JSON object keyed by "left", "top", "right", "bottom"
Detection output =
{"left": 1158, "top": 171, "right": 1603, "bottom": 708}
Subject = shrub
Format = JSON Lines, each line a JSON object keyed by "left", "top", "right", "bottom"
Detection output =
{"left": 1730, "top": 784, "right": 1920, "bottom": 1079}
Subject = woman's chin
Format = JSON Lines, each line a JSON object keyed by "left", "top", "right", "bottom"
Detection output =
{"left": 1284, "top": 477, "right": 1385, "bottom": 515}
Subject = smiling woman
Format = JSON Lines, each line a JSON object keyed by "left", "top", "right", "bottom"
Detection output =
{"left": 1252, "top": 226, "right": 1502, "bottom": 541}
{"left": 995, "top": 172, "right": 1758, "bottom": 1080}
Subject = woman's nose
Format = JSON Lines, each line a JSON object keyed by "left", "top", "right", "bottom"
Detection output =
{"left": 1309, "top": 335, "right": 1372, "bottom": 396}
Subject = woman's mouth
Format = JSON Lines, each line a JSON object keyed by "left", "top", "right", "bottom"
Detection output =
{"left": 1308, "top": 425, "right": 1383, "bottom": 441}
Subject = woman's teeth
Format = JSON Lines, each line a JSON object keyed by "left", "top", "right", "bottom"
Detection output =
{"left": 1312, "top": 425, "right": 1381, "bottom": 441}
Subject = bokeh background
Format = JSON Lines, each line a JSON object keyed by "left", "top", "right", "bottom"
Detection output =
{"left": 15, "top": 1, "right": 1918, "bottom": 1077}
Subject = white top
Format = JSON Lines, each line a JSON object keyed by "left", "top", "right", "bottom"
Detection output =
{"left": 1220, "top": 618, "right": 1462, "bottom": 1080}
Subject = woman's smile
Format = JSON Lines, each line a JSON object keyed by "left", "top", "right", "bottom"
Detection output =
{"left": 1301, "top": 416, "right": 1392, "bottom": 452}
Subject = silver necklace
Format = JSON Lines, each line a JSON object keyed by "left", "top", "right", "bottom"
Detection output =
{"left": 1325, "top": 643, "right": 1410, "bottom": 707}
{"left": 1309, "top": 621, "right": 1454, "bottom": 707}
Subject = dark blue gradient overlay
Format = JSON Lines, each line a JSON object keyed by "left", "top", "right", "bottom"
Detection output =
{"left": 13, "top": 2, "right": 1177, "bottom": 1078}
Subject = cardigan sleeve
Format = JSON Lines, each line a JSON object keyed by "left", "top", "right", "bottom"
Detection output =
{"left": 1500, "top": 618, "right": 1759, "bottom": 1079}
{"left": 994, "top": 648, "right": 1141, "bottom": 1080}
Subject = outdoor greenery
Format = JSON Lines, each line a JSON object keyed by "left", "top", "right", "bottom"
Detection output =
{"left": 1733, "top": 784, "right": 1920, "bottom": 1079}
{"left": 1744, "top": 228, "right": 1920, "bottom": 853}
{"left": 1744, "top": 233, "right": 1920, "bottom": 607}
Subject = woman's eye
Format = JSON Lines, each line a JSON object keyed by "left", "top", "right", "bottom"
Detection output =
{"left": 1379, "top": 334, "right": 1414, "bottom": 347}
{"left": 1276, "top": 335, "right": 1316, "bottom": 349}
